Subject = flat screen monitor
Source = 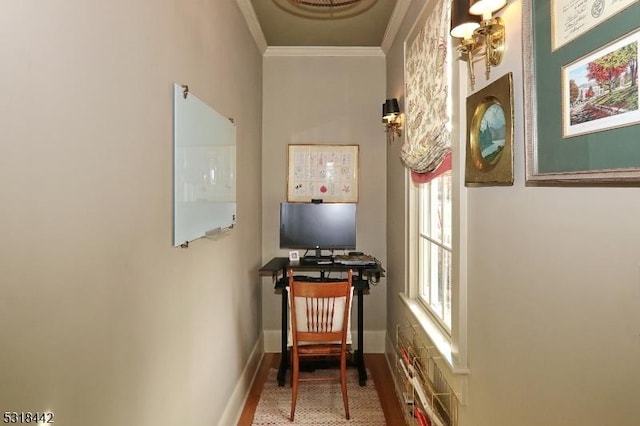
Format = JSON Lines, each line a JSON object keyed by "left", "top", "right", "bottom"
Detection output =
{"left": 280, "top": 202, "right": 356, "bottom": 258}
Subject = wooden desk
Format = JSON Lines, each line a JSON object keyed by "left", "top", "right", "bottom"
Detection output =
{"left": 259, "top": 256, "right": 385, "bottom": 386}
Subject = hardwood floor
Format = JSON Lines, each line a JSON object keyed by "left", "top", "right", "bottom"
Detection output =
{"left": 237, "top": 352, "right": 406, "bottom": 425}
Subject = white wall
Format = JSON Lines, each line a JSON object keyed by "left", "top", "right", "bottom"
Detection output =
{"left": 386, "top": 1, "right": 640, "bottom": 425}
{"left": 0, "top": 1, "right": 263, "bottom": 425}
{"left": 261, "top": 50, "right": 388, "bottom": 351}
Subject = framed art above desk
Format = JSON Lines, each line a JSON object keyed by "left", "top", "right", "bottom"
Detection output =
{"left": 287, "top": 144, "right": 359, "bottom": 202}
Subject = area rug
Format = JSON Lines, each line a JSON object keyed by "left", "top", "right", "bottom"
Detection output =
{"left": 251, "top": 368, "right": 387, "bottom": 425}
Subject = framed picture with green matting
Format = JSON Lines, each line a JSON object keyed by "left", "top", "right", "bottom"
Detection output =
{"left": 523, "top": 0, "right": 640, "bottom": 184}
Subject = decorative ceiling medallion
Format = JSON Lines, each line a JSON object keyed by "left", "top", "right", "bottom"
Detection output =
{"left": 273, "top": 0, "right": 378, "bottom": 19}
{"left": 296, "top": 0, "right": 360, "bottom": 6}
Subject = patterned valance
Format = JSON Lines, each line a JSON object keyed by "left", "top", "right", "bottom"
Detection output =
{"left": 401, "top": 0, "right": 451, "bottom": 181}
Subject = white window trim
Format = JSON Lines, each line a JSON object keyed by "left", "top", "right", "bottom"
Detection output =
{"left": 401, "top": 64, "right": 469, "bottom": 376}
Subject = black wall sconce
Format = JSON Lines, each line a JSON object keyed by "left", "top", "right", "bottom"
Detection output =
{"left": 382, "top": 98, "right": 402, "bottom": 143}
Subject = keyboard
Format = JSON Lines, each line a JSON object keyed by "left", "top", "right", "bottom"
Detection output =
{"left": 301, "top": 256, "right": 333, "bottom": 265}
{"left": 333, "top": 254, "right": 377, "bottom": 266}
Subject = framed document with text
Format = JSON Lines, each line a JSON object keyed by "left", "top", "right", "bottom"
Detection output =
{"left": 551, "top": 0, "right": 637, "bottom": 50}
{"left": 287, "top": 144, "right": 359, "bottom": 203}
{"left": 523, "top": 0, "right": 640, "bottom": 184}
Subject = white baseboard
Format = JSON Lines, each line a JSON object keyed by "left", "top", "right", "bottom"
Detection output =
{"left": 385, "top": 333, "right": 398, "bottom": 380}
{"left": 217, "top": 333, "right": 264, "bottom": 426}
{"left": 264, "top": 329, "right": 387, "bottom": 353}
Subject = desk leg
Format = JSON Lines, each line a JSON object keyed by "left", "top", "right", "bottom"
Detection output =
{"left": 277, "top": 287, "right": 288, "bottom": 387}
{"left": 356, "top": 288, "right": 367, "bottom": 386}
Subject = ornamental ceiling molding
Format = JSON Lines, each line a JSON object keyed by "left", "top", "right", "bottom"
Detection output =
{"left": 264, "top": 46, "right": 385, "bottom": 57}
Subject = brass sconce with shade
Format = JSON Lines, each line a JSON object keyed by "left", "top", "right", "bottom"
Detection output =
{"left": 382, "top": 98, "right": 402, "bottom": 143}
{"left": 450, "top": 0, "right": 507, "bottom": 88}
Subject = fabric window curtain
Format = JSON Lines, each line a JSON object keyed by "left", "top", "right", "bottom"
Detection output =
{"left": 402, "top": 0, "right": 451, "bottom": 184}
{"left": 410, "top": 152, "right": 451, "bottom": 183}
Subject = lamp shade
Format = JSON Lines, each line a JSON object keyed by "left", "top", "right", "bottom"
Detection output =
{"left": 450, "top": 0, "right": 479, "bottom": 39}
{"left": 382, "top": 98, "right": 400, "bottom": 118}
{"left": 469, "top": 0, "right": 507, "bottom": 16}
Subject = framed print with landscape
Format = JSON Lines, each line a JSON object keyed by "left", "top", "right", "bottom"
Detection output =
{"left": 465, "top": 73, "right": 514, "bottom": 186}
{"left": 523, "top": 0, "right": 640, "bottom": 184}
{"left": 287, "top": 144, "right": 359, "bottom": 203}
{"left": 562, "top": 29, "right": 640, "bottom": 138}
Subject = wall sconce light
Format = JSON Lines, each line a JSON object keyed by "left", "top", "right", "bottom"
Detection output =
{"left": 382, "top": 98, "right": 402, "bottom": 143}
{"left": 450, "top": 0, "right": 507, "bottom": 88}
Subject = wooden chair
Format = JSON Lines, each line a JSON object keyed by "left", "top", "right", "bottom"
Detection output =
{"left": 287, "top": 268, "right": 353, "bottom": 421}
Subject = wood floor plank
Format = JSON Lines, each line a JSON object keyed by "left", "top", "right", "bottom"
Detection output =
{"left": 366, "top": 353, "right": 407, "bottom": 426}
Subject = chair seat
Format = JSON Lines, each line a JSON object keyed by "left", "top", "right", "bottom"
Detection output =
{"left": 297, "top": 344, "right": 343, "bottom": 356}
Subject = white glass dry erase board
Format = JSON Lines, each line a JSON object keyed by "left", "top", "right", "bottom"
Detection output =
{"left": 173, "top": 83, "right": 236, "bottom": 247}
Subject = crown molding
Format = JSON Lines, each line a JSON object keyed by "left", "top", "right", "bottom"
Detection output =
{"left": 235, "top": 0, "right": 268, "bottom": 54}
{"left": 264, "top": 46, "right": 385, "bottom": 57}
{"left": 381, "top": 0, "right": 411, "bottom": 54}
{"left": 236, "top": 0, "right": 408, "bottom": 57}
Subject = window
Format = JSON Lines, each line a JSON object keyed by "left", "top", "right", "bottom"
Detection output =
{"left": 418, "top": 172, "right": 452, "bottom": 331}
{"left": 405, "top": 164, "right": 467, "bottom": 373}
{"left": 406, "top": 157, "right": 467, "bottom": 373}
{"left": 401, "top": 0, "right": 468, "bottom": 374}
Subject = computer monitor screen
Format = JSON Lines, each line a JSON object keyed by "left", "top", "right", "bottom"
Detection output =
{"left": 279, "top": 202, "right": 356, "bottom": 255}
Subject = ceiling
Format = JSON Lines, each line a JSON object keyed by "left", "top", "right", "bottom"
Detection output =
{"left": 238, "top": 0, "right": 411, "bottom": 52}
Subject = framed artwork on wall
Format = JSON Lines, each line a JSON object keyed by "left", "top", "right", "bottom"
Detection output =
{"left": 465, "top": 72, "right": 514, "bottom": 186}
{"left": 523, "top": 0, "right": 640, "bottom": 184}
{"left": 550, "top": 0, "right": 637, "bottom": 50}
{"left": 561, "top": 29, "right": 640, "bottom": 138}
{"left": 287, "top": 144, "right": 359, "bottom": 203}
